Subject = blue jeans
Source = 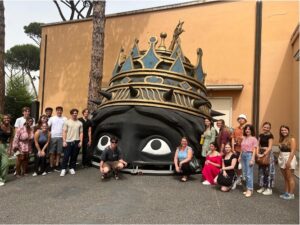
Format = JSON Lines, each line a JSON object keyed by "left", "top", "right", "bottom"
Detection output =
{"left": 62, "top": 141, "right": 80, "bottom": 170}
{"left": 241, "top": 151, "right": 254, "bottom": 190}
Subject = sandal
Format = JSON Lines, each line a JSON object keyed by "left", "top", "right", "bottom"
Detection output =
{"left": 181, "top": 176, "right": 187, "bottom": 182}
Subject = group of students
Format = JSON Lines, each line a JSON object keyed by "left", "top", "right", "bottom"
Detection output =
{"left": 173, "top": 114, "right": 298, "bottom": 200}
{"left": 0, "top": 106, "right": 93, "bottom": 186}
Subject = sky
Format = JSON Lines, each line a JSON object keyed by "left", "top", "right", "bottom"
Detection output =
{"left": 4, "top": 0, "right": 194, "bottom": 50}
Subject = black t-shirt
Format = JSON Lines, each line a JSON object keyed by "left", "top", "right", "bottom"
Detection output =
{"left": 259, "top": 133, "right": 274, "bottom": 148}
{"left": 100, "top": 146, "right": 122, "bottom": 162}
{"left": 78, "top": 117, "right": 92, "bottom": 140}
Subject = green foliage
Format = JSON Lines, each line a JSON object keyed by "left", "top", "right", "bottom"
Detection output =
{"left": 5, "top": 44, "right": 40, "bottom": 72}
{"left": 23, "top": 22, "right": 43, "bottom": 45}
{"left": 4, "top": 75, "right": 34, "bottom": 122}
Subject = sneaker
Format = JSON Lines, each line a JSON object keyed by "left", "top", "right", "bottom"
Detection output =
{"left": 257, "top": 187, "right": 265, "bottom": 194}
{"left": 101, "top": 174, "right": 105, "bottom": 180}
{"left": 202, "top": 180, "right": 211, "bottom": 185}
{"left": 42, "top": 172, "right": 47, "bottom": 176}
{"left": 32, "top": 172, "right": 38, "bottom": 177}
{"left": 54, "top": 166, "right": 60, "bottom": 172}
{"left": 60, "top": 169, "right": 66, "bottom": 177}
{"left": 279, "top": 192, "right": 289, "bottom": 198}
{"left": 262, "top": 188, "right": 272, "bottom": 196}
{"left": 0, "top": 181, "right": 5, "bottom": 186}
{"left": 283, "top": 193, "right": 295, "bottom": 200}
{"left": 69, "top": 169, "right": 76, "bottom": 175}
{"left": 115, "top": 174, "right": 120, "bottom": 180}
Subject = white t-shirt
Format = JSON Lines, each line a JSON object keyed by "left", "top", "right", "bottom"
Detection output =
{"left": 14, "top": 117, "right": 36, "bottom": 128}
{"left": 48, "top": 115, "right": 67, "bottom": 138}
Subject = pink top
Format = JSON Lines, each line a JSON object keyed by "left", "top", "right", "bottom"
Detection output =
{"left": 13, "top": 127, "right": 34, "bottom": 153}
{"left": 241, "top": 136, "right": 258, "bottom": 152}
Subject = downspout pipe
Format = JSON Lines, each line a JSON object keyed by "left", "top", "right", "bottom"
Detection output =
{"left": 252, "top": 0, "right": 262, "bottom": 136}
{"left": 41, "top": 34, "right": 47, "bottom": 114}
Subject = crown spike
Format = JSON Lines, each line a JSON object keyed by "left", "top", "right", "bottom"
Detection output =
{"left": 193, "top": 99, "right": 208, "bottom": 108}
{"left": 163, "top": 89, "right": 174, "bottom": 101}
{"left": 98, "top": 90, "right": 112, "bottom": 100}
{"left": 131, "top": 39, "right": 140, "bottom": 58}
{"left": 129, "top": 85, "right": 138, "bottom": 97}
{"left": 210, "top": 109, "right": 225, "bottom": 117}
{"left": 112, "top": 47, "right": 126, "bottom": 77}
{"left": 158, "top": 32, "right": 167, "bottom": 50}
{"left": 89, "top": 99, "right": 102, "bottom": 105}
{"left": 169, "top": 21, "right": 184, "bottom": 51}
{"left": 195, "top": 48, "right": 206, "bottom": 82}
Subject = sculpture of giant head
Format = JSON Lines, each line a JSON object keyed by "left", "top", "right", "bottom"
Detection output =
{"left": 92, "top": 25, "right": 219, "bottom": 164}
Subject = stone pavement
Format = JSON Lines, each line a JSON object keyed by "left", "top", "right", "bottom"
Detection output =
{"left": 0, "top": 166, "right": 298, "bottom": 224}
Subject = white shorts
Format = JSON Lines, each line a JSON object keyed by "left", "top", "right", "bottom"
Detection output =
{"left": 278, "top": 152, "right": 298, "bottom": 170}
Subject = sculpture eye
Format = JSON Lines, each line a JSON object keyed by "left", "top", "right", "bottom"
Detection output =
{"left": 97, "top": 135, "right": 111, "bottom": 151}
{"left": 141, "top": 138, "right": 171, "bottom": 155}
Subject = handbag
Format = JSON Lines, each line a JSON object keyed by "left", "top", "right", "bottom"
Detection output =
{"left": 189, "top": 156, "right": 200, "bottom": 172}
{"left": 199, "top": 135, "right": 204, "bottom": 145}
{"left": 255, "top": 149, "right": 270, "bottom": 166}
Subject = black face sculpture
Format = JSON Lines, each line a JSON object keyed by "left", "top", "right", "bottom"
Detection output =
{"left": 92, "top": 105, "right": 204, "bottom": 163}
{"left": 90, "top": 27, "right": 216, "bottom": 166}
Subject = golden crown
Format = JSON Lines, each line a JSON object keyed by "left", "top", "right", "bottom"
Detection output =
{"left": 94, "top": 23, "right": 214, "bottom": 118}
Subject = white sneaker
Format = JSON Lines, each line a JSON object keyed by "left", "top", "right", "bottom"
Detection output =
{"left": 42, "top": 172, "right": 47, "bottom": 176}
{"left": 257, "top": 187, "right": 265, "bottom": 194}
{"left": 32, "top": 172, "right": 38, "bottom": 177}
{"left": 0, "top": 181, "right": 5, "bottom": 186}
{"left": 69, "top": 169, "right": 76, "bottom": 175}
{"left": 262, "top": 188, "right": 272, "bottom": 195}
{"left": 60, "top": 169, "right": 66, "bottom": 177}
{"left": 202, "top": 180, "right": 211, "bottom": 185}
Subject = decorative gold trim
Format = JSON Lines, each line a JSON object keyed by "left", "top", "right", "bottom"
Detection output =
{"left": 110, "top": 70, "right": 207, "bottom": 94}
{"left": 106, "top": 83, "right": 207, "bottom": 101}
{"left": 98, "top": 101, "right": 209, "bottom": 117}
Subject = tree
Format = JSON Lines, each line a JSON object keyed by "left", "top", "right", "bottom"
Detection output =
{"left": 5, "top": 75, "right": 34, "bottom": 122}
{"left": 24, "top": 22, "right": 43, "bottom": 46}
{"left": 5, "top": 44, "right": 40, "bottom": 98}
{"left": 87, "top": 0, "right": 105, "bottom": 112}
{"left": 0, "top": 1, "right": 5, "bottom": 114}
{"left": 53, "top": 0, "right": 93, "bottom": 21}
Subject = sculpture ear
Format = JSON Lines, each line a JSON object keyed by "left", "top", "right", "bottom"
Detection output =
{"left": 98, "top": 91, "right": 112, "bottom": 100}
{"left": 129, "top": 86, "right": 138, "bottom": 97}
{"left": 163, "top": 89, "right": 174, "bottom": 101}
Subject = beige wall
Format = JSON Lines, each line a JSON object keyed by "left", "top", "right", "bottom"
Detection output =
{"left": 39, "top": 1, "right": 299, "bottom": 141}
{"left": 260, "top": 1, "right": 299, "bottom": 143}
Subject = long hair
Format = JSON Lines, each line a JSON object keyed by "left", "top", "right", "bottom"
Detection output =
{"left": 279, "top": 125, "right": 291, "bottom": 146}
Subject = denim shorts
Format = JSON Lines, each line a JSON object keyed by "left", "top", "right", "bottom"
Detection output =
{"left": 49, "top": 137, "right": 63, "bottom": 154}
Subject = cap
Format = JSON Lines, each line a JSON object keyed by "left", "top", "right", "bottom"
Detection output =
{"left": 237, "top": 114, "right": 247, "bottom": 122}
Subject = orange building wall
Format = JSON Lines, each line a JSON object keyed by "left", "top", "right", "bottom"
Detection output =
{"left": 291, "top": 34, "right": 299, "bottom": 144}
{"left": 260, "top": 1, "right": 299, "bottom": 143}
{"left": 39, "top": 20, "right": 92, "bottom": 116}
{"left": 39, "top": 1, "right": 256, "bottom": 120}
{"left": 38, "top": 0, "right": 298, "bottom": 142}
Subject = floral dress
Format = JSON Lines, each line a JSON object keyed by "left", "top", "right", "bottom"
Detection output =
{"left": 201, "top": 127, "right": 216, "bottom": 157}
